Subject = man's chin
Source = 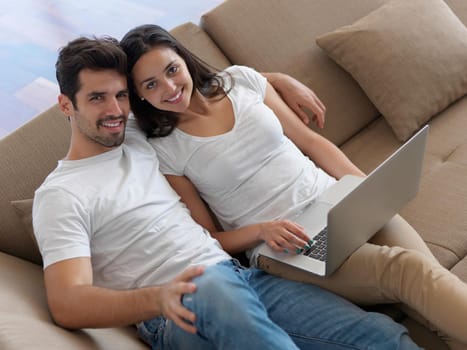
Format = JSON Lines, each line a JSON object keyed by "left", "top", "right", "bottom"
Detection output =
{"left": 107, "top": 134, "right": 125, "bottom": 147}
{"left": 95, "top": 132, "right": 125, "bottom": 148}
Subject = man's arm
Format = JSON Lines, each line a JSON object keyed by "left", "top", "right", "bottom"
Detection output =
{"left": 44, "top": 257, "right": 203, "bottom": 333}
{"left": 263, "top": 72, "right": 326, "bottom": 128}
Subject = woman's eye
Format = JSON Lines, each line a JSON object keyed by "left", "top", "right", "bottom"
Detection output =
{"left": 168, "top": 66, "right": 179, "bottom": 74}
{"left": 146, "top": 81, "right": 156, "bottom": 90}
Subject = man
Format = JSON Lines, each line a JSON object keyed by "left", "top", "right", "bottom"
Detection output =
{"left": 32, "top": 36, "right": 420, "bottom": 350}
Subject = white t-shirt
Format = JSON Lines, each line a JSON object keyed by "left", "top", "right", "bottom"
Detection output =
{"left": 151, "top": 66, "right": 336, "bottom": 260}
{"left": 33, "top": 119, "right": 229, "bottom": 290}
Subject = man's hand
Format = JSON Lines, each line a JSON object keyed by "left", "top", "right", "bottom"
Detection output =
{"left": 159, "top": 265, "right": 205, "bottom": 334}
{"left": 264, "top": 73, "right": 326, "bottom": 128}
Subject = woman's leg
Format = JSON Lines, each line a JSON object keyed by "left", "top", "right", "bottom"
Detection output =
{"left": 369, "top": 215, "right": 438, "bottom": 264}
{"left": 257, "top": 215, "right": 435, "bottom": 304}
{"left": 369, "top": 217, "right": 467, "bottom": 350}
{"left": 257, "top": 215, "right": 467, "bottom": 344}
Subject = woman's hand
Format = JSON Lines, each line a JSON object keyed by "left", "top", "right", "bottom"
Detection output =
{"left": 158, "top": 266, "right": 205, "bottom": 334}
{"left": 258, "top": 220, "right": 311, "bottom": 254}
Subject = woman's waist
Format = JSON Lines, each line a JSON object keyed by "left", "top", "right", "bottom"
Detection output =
{"left": 214, "top": 172, "right": 335, "bottom": 229}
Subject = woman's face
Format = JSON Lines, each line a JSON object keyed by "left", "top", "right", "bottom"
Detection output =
{"left": 131, "top": 46, "right": 193, "bottom": 113}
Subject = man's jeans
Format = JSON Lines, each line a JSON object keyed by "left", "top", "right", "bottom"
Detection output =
{"left": 137, "top": 259, "right": 420, "bottom": 350}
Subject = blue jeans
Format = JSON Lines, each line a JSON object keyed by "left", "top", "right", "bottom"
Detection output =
{"left": 137, "top": 260, "right": 420, "bottom": 350}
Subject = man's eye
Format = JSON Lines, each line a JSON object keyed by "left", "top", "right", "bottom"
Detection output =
{"left": 117, "top": 92, "right": 129, "bottom": 99}
{"left": 90, "top": 95, "right": 103, "bottom": 101}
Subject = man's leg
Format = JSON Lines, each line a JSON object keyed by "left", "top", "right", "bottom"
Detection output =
{"left": 248, "top": 268, "right": 421, "bottom": 350}
{"left": 259, "top": 233, "right": 467, "bottom": 344}
{"left": 147, "top": 260, "right": 300, "bottom": 350}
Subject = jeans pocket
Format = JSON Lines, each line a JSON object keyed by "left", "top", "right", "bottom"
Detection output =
{"left": 137, "top": 317, "right": 166, "bottom": 349}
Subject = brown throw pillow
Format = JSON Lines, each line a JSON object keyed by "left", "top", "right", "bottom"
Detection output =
{"left": 316, "top": 0, "right": 467, "bottom": 141}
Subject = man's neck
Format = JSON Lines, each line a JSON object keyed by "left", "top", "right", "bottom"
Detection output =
{"left": 65, "top": 140, "right": 117, "bottom": 161}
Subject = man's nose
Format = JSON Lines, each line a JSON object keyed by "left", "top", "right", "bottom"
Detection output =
{"left": 107, "top": 97, "right": 123, "bottom": 115}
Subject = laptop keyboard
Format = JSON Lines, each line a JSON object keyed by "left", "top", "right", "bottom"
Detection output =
{"left": 303, "top": 227, "right": 328, "bottom": 261}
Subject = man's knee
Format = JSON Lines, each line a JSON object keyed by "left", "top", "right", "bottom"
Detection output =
{"left": 364, "top": 312, "right": 418, "bottom": 349}
{"left": 183, "top": 264, "right": 245, "bottom": 314}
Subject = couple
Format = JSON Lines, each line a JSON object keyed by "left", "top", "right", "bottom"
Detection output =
{"left": 31, "top": 24, "right": 465, "bottom": 350}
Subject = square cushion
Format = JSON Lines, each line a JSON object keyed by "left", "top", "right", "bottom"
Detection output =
{"left": 316, "top": 0, "right": 467, "bottom": 141}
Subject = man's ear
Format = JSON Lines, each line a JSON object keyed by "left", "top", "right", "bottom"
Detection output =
{"left": 58, "top": 94, "right": 74, "bottom": 117}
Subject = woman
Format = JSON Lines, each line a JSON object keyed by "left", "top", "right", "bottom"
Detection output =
{"left": 120, "top": 24, "right": 467, "bottom": 345}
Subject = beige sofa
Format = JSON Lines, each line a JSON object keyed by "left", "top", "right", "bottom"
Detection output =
{"left": 1, "top": 0, "right": 467, "bottom": 348}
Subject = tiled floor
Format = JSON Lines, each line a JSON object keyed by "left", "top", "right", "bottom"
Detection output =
{"left": 0, "top": 0, "right": 223, "bottom": 138}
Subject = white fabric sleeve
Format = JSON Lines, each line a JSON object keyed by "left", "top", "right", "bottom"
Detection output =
{"left": 33, "top": 188, "right": 91, "bottom": 269}
{"left": 150, "top": 139, "right": 183, "bottom": 176}
{"left": 225, "top": 65, "right": 268, "bottom": 100}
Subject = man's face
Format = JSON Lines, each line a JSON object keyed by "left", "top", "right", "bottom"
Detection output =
{"left": 60, "top": 69, "right": 130, "bottom": 156}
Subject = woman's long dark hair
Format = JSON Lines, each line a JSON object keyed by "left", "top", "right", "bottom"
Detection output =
{"left": 120, "top": 24, "right": 230, "bottom": 138}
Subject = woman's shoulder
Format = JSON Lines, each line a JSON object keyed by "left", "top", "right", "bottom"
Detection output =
{"left": 223, "top": 65, "right": 260, "bottom": 79}
{"left": 222, "top": 65, "right": 266, "bottom": 93}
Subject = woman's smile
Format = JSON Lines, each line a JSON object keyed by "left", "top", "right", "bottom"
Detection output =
{"left": 164, "top": 89, "right": 184, "bottom": 104}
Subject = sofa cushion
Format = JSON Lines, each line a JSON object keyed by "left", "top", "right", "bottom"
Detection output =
{"left": 341, "top": 95, "right": 467, "bottom": 271}
{"left": 316, "top": 0, "right": 467, "bottom": 142}
{"left": 0, "top": 105, "right": 69, "bottom": 265}
{"left": 170, "top": 22, "right": 231, "bottom": 70}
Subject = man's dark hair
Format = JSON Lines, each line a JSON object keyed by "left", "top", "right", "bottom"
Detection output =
{"left": 55, "top": 36, "right": 127, "bottom": 107}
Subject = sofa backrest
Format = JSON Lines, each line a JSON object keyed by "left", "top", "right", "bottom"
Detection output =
{"left": 0, "top": 106, "right": 69, "bottom": 264}
{"left": 199, "top": 0, "right": 467, "bottom": 146}
{"left": 199, "top": 0, "right": 383, "bottom": 145}
{"left": 170, "top": 22, "right": 231, "bottom": 70}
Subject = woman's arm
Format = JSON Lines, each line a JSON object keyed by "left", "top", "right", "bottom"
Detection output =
{"left": 264, "top": 82, "right": 365, "bottom": 179}
{"left": 165, "top": 174, "right": 310, "bottom": 254}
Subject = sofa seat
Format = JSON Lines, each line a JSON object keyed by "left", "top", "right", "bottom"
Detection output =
{"left": 0, "top": 252, "right": 146, "bottom": 350}
{"left": 341, "top": 95, "right": 467, "bottom": 276}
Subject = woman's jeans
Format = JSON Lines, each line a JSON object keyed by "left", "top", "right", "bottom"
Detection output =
{"left": 137, "top": 259, "right": 420, "bottom": 350}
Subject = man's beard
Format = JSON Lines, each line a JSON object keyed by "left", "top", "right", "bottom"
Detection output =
{"left": 79, "top": 115, "right": 127, "bottom": 148}
{"left": 88, "top": 130, "right": 125, "bottom": 147}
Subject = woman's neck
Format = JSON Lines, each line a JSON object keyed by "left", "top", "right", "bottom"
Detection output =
{"left": 176, "top": 88, "right": 234, "bottom": 137}
{"left": 180, "top": 89, "right": 216, "bottom": 120}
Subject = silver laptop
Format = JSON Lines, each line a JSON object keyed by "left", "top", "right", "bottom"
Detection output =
{"left": 257, "top": 125, "right": 429, "bottom": 277}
